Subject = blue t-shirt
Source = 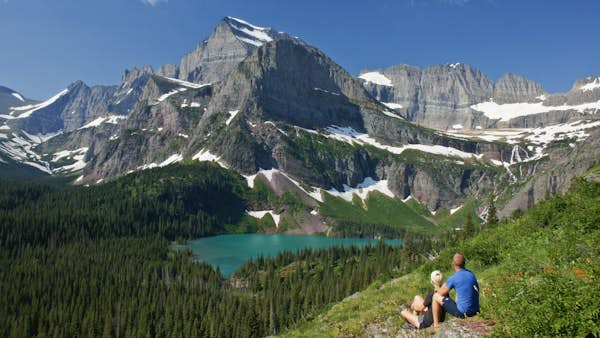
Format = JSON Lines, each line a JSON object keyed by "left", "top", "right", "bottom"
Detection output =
{"left": 446, "top": 269, "right": 480, "bottom": 315}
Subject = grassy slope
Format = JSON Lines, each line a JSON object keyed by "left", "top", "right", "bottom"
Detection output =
{"left": 319, "top": 192, "right": 482, "bottom": 235}
{"left": 319, "top": 192, "right": 437, "bottom": 234}
{"left": 283, "top": 174, "right": 600, "bottom": 337}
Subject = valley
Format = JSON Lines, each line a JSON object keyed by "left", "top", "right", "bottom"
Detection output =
{"left": 1, "top": 10, "right": 598, "bottom": 338}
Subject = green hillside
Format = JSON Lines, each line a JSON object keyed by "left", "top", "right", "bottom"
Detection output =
{"left": 319, "top": 192, "right": 436, "bottom": 235}
{"left": 283, "top": 174, "right": 600, "bottom": 337}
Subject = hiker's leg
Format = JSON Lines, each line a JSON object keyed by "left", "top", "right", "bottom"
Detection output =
{"left": 438, "top": 296, "right": 464, "bottom": 319}
{"left": 400, "top": 309, "right": 421, "bottom": 328}
{"left": 411, "top": 295, "right": 426, "bottom": 312}
{"left": 432, "top": 293, "right": 444, "bottom": 327}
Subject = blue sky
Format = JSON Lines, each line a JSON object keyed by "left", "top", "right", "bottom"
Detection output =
{"left": 1, "top": 0, "right": 598, "bottom": 100}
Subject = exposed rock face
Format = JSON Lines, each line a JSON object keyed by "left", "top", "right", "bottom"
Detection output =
{"left": 493, "top": 73, "right": 545, "bottom": 104}
{"left": 155, "top": 64, "right": 179, "bottom": 79}
{"left": 361, "top": 66, "right": 599, "bottom": 130}
{"left": 361, "top": 64, "right": 495, "bottom": 130}
{"left": 109, "top": 66, "right": 154, "bottom": 115}
{"left": 4, "top": 16, "right": 597, "bottom": 221}
{"left": 83, "top": 75, "right": 213, "bottom": 180}
{"left": 0, "top": 85, "right": 38, "bottom": 115}
{"left": 500, "top": 126, "right": 600, "bottom": 218}
{"left": 75, "top": 38, "right": 507, "bottom": 212}
{"left": 387, "top": 161, "right": 496, "bottom": 211}
{"left": 5, "top": 66, "right": 153, "bottom": 136}
{"left": 178, "top": 17, "right": 296, "bottom": 85}
{"left": 9, "top": 81, "right": 117, "bottom": 135}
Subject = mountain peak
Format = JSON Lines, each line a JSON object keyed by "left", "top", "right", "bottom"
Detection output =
{"left": 222, "top": 16, "right": 276, "bottom": 47}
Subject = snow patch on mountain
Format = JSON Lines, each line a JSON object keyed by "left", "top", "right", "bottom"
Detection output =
{"left": 382, "top": 102, "right": 403, "bottom": 109}
{"left": 11, "top": 92, "right": 25, "bottom": 102}
{"left": 135, "top": 154, "right": 183, "bottom": 172}
{"left": 322, "top": 125, "right": 483, "bottom": 161}
{"left": 247, "top": 168, "right": 324, "bottom": 202}
{"left": 155, "top": 88, "right": 188, "bottom": 103}
{"left": 52, "top": 148, "right": 88, "bottom": 173}
{"left": 326, "top": 177, "right": 394, "bottom": 202}
{"left": 162, "top": 76, "right": 210, "bottom": 89}
{"left": 448, "top": 120, "right": 600, "bottom": 165}
{"left": 580, "top": 77, "right": 600, "bottom": 92}
{"left": 450, "top": 205, "right": 463, "bottom": 214}
{"left": 160, "top": 154, "right": 183, "bottom": 167}
{"left": 246, "top": 210, "right": 281, "bottom": 227}
{"left": 359, "top": 72, "right": 393, "bottom": 87}
{"left": 52, "top": 147, "right": 88, "bottom": 162}
{"left": 79, "top": 115, "right": 127, "bottom": 130}
{"left": 226, "top": 16, "right": 274, "bottom": 47}
{"left": 381, "top": 110, "right": 403, "bottom": 120}
{"left": 22, "top": 130, "right": 62, "bottom": 144}
{"left": 193, "top": 149, "right": 228, "bottom": 168}
{"left": 471, "top": 100, "right": 600, "bottom": 122}
{"left": 226, "top": 110, "right": 240, "bottom": 125}
{"left": 8, "top": 89, "right": 69, "bottom": 119}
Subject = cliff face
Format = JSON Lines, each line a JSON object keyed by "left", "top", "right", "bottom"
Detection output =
{"left": 361, "top": 66, "right": 600, "bottom": 130}
{"left": 2, "top": 17, "right": 598, "bottom": 219}
{"left": 499, "top": 127, "right": 600, "bottom": 218}
{"left": 79, "top": 39, "right": 509, "bottom": 211}
{"left": 493, "top": 73, "right": 545, "bottom": 104}
{"left": 178, "top": 17, "right": 298, "bottom": 85}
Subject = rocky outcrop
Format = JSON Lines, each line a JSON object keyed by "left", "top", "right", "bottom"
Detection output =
{"left": 109, "top": 66, "right": 154, "bottom": 115}
{"left": 360, "top": 64, "right": 495, "bottom": 130}
{"left": 5, "top": 66, "right": 154, "bottom": 136}
{"left": 361, "top": 65, "right": 599, "bottom": 130}
{"left": 387, "top": 161, "right": 496, "bottom": 211}
{"left": 493, "top": 73, "right": 545, "bottom": 104}
{"left": 499, "top": 126, "right": 600, "bottom": 218}
{"left": 0, "top": 85, "right": 38, "bottom": 115}
{"left": 9, "top": 81, "right": 117, "bottom": 135}
{"left": 178, "top": 17, "right": 297, "bottom": 85}
{"left": 79, "top": 38, "right": 508, "bottom": 211}
{"left": 7, "top": 16, "right": 595, "bottom": 219}
{"left": 82, "top": 76, "right": 213, "bottom": 180}
{"left": 155, "top": 64, "right": 179, "bottom": 79}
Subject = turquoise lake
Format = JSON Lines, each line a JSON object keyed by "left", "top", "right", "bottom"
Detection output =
{"left": 177, "top": 234, "right": 402, "bottom": 277}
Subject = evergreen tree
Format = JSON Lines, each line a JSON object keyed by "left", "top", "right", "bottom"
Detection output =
{"left": 486, "top": 192, "right": 499, "bottom": 225}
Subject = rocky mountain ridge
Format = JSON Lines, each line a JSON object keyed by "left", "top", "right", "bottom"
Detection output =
{"left": 360, "top": 65, "right": 600, "bottom": 130}
{"left": 1, "top": 16, "right": 599, "bottom": 225}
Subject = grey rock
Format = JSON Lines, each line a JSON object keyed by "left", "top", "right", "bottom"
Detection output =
{"left": 500, "top": 126, "right": 600, "bottom": 218}
{"left": 109, "top": 66, "right": 154, "bottom": 115}
{"left": 155, "top": 64, "right": 179, "bottom": 78}
{"left": 8, "top": 81, "right": 117, "bottom": 135}
{"left": 361, "top": 64, "right": 495, "bottom": 130}
{"left": 178, "top": 17, "right": 298, "bottom": 85}
{"left": 0, "top": 85, "right": 38, "bottom": 116}
{"left": 493, "top": 73, "right": 545, "bottom": 104}
{"left": 362, "top": 65, "right": 599, "bottom": 130}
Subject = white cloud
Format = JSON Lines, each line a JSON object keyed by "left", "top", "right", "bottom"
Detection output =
{"left": 142, "top": 0, "right": 167, "bottom": 6}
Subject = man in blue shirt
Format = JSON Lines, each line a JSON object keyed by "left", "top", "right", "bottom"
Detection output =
{"left": 432, "top": 253, "right": 480, "bottom": 329}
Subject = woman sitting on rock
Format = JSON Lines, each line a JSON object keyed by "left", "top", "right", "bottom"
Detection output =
{"left": 400, "top": 270, "right": 446, "bottom": 329}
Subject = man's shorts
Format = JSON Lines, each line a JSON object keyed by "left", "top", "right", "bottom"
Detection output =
{"left": 442, "top": 297, "right": 477, "bottom": 318}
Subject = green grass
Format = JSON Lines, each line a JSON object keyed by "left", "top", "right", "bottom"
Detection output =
{"left": 319, "top": 192, "right": 436, "bottom": 234}
{"left": 283, "top": 177, "right": 600, "bottom": 337}
{"left": 436, "top": 199, "right": 481, "bottom": 230}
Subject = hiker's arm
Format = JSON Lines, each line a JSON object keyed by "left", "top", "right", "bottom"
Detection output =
{"left": 437, "top": 283, "right": 450, "bottom": 297}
